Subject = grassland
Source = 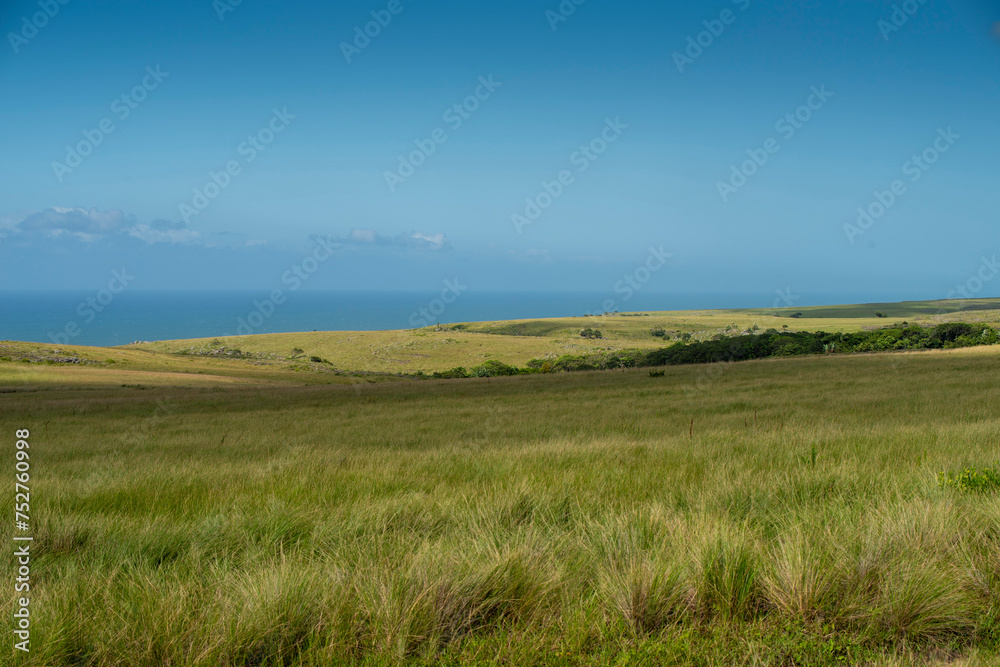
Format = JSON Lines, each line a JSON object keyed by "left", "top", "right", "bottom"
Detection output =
{"left": 1, "top": 299, "right": 999, "bottom": 665}
{"left": 125, "top": 298, "right": 1000, "bottom": 374}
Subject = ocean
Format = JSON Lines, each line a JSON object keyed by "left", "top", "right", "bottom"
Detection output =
{"left": 0, "top": 290, "right": 927, "bottom": 347}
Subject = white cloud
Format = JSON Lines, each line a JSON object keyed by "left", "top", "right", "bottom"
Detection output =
{"left": 409, "top": 232, "right": 446, "bottom": 250}
{"left": 18, "top": 207, "right": 134, "bottom": 238}
{"left": 5, "top": 208, "right": 200, "bottom": 246}
{"left": 127, "top": 225, "right": 201, "bottom": 245}
{"left": 2, "top": 209, "right": 449, "bottom": 255}
{"left": 339, "top": 228, "right": 450, "bottom": 252}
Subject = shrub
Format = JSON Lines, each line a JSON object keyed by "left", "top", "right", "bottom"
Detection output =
{"left": 469, "top": 360, "right": 520, "bottom": 377}
{"left": 650, "top": 328, "right": 667, "bottom": 338}
{"left": 775, "top": 342, "right": 806, "bottom": 357}
{"left": 603, "top": 355, "right": 623, "bottom": 370}
{"left": 938, "top": 465, "right": 1000, "bottom": 493}
{"left": 433, "top": 367, "right": 470, "bottom": 379}
{"left": 930, "top": 323, "right": 975, "bottom": 345}
{"left": 580, "top": 328, "right": 603, "bottom": 339}
{"left": 427, "top": 323, "right": 999, "bottom": 383}
{"left": 551, "top": 355, "right": 596, "bottom": 372}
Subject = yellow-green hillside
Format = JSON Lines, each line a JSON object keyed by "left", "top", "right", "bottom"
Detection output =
{"left": 123, "top": 298, "right": 1000, "bottom": 374}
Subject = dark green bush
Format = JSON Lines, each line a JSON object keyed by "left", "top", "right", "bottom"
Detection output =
{"left": 470, "top": 360, "right": 521, "bottom": 377}
{"left": 433, "top": 367, "right": 470, "bottom": 379}
{"left": 427, "top": 323, "right": 999, "bottom": 381}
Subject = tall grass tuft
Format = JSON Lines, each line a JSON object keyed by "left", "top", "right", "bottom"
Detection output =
{"left": 600, "top": 557, "right": 690, "bottom": 635}
{"left": 762, "top": 526, "right": 838, "bottom": 623}
{"left": 694, "top": 528, "right": 762, "bottom": 622}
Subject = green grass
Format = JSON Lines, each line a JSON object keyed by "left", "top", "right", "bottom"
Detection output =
{"left": 2, "top": 340, "right": 1000, "bottom": 665}
{"left": 939, "top": 465, "right": 1000, "bottom": 494}
{"left": 123, "top": 298, "right": 1000, "bottom": 374}
{"left": 0, "top": 340, "right": 403, "bottom": 388}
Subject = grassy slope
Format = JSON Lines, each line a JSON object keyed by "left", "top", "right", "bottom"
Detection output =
{"left": 0, "top": 340, "right": 402, "bottom": 388}
{"left": 121, "top": 298, "right": 1000, "bottom": 375}
{"left": 2, "top": 340, "right": 1000, "bottom": 664}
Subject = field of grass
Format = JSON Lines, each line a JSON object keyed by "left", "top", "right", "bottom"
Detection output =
{"left": 125, "top": 298, "right": 1000, "bottom": 375}
{"left": 2, "top": 322, "right": 1000, "bottom": 664}
{"left": 0, "top": 340, "right": 403, "bottom": 389}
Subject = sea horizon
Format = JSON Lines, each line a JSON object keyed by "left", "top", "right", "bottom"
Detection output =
{"left": 1, "top": 289, "right": 940, "bottom": 347}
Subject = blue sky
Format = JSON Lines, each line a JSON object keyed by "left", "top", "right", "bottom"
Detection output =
{"left": 1, "top": 0, "right": 998, "bottom": 299}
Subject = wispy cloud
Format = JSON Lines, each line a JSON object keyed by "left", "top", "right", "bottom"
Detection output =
{"left": 5, "top": 207, "right": 200, "bottom": 246}
{"left": 128, "top": 222, "right": 202, "bottom": 245}
{"left": 334, "top": 228, "right": 450, "bottom": 252}
{"left": 3, "top": 210, "right": 450, "bottom": 255}
{"left": 18, "top": 207, "right": 134, "bottom": 241}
